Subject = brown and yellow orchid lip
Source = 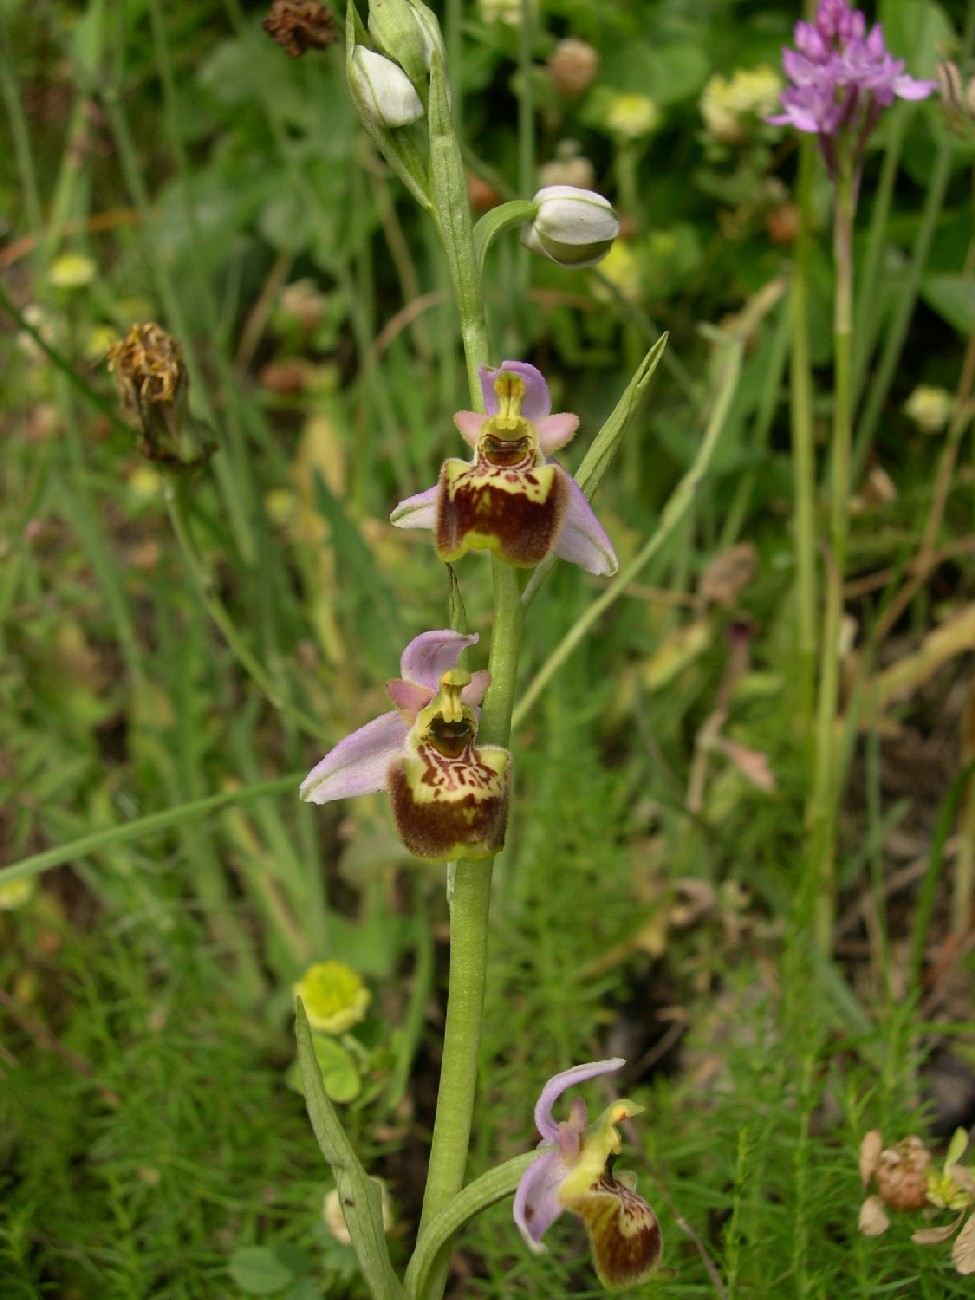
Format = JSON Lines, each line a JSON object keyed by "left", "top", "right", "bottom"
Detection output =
{"left": 387, "top": 740, "right": 510, "bottom": 862}
{"left": 384, "top": 672, "right": 511, "bottom": 862}
{"left": 562, "top": 1172, "right": 663, "bottom": 1291}
{"left": 436, "top": 458, "right": 569, "bottom": 567}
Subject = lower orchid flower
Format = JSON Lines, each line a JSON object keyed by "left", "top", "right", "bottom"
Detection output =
{"left": 514, "top": 1058, "right": 662, "bottom": 1291}
{"left": 391, "top": 360, "right": 617, "bottom": 575}
{"left": 300, "top": 630, "right": 510, "bottom": 862}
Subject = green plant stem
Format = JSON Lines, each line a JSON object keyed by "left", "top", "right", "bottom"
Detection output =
{"left": 413, "top": 556, "right": 524, "bottom": 1300}
{"left": 791, "top": 139, "right": 818, "bottom": 754}
{"left": 413, "top": 48, "right": 526, "bottom": 1295}
{"left": 0, "top": 775, "right": 302, "bottom": 888}
{"left": 809, "top": 167, "right": 856, "bottom": 954}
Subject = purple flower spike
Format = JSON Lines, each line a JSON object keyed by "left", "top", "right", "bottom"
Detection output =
{"left": 300, "top": 631, "right": 507, "bottom": 862}
{"left": 769, "top": 0, "right": 935, "bottom": 177}
{"left": 391, "top": 361, "right": 617, "bottom": 576}
{"left": 514, "top": 1058, "right": 663, "bottom": 1289}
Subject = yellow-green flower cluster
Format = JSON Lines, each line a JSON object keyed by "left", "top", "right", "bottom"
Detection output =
{"left": 701, "top": 66, "right": 783, "bottom": 143}
{"left": 293, "top": 961, "right": 371, "bottom": 1034}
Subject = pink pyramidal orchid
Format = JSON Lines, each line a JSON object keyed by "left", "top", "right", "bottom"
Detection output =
{"left": 300, "top": 630, "right": 510, "bottom": 862}
{"left": 391, "top": 360, "right": 617, "bottom": 575}
{"left": 769, "top": 0, "right": 935, "bottom": 179}
{"left": 514, "top": 1058, "right": 663, "bottom": 1290}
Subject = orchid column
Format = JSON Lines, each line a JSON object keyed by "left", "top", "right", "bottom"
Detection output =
{"left": 770, "top": 0, "right": 935, "bottom": 950}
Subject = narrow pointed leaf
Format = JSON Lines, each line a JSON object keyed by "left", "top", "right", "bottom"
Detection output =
{"left": 404, "top": 1153, "right": 538, "bottom": 1298}
{"left": 296, "top": 1000, "right": 405, "bottom": 1300}
{"left": 472, "top": 200, "right": 539, "bottom": 271}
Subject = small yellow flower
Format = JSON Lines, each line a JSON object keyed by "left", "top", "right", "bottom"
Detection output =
{"left": 49, "top": 253, "right": 96, "bottom": 289}
{"left": 904, "top": 385, "right": 952, "bottom": 435}
{"left": 293, "top": 961, "right": 371, "bottom": 1034}
{"left": 605, "top": 93, "right": 660, "bottom": 140}
{"left": 701, "top": 66, "right": 783, "bottom": 143}
{"left": 0, "top": 877, "right": 36, "bottom": 910}
{"left": 593, "top": 240, "right": 642, "bottom": 303}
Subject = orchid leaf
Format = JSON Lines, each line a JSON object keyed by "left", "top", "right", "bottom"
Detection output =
{"left": 404, "top": 1153, "right": 537, "bottom": 1299}
{"left": 295, "top": 1000, "right": 405, "bottom": 1300}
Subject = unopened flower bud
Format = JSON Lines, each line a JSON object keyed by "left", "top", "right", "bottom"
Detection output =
{"left": 349, "top": 46, "right": 424, "bottom": 128}
{"left": 521, "top": 185, "right": 619, "bottom": 268}
{"left": 547, "top": 38, "right": 599, "bottom": 99}
{"left": 368, "top": 0, "right": 441, "bottom": 88}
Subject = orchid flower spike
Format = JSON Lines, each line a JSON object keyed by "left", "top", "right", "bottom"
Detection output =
{"left": 391, "top": 361, "right": 617, "bottom": 575}
{"left": 769, "top": 0, "right": 935, "bottom": 178}
{"left": 300, "top": 630, "right": 509, "bottom": 861}
{"left": 514, "top": 1058, "right": 662, "bottom": 1290}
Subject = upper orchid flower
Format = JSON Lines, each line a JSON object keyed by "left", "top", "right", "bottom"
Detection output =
{"left": 391, "top": 361, "right": 617, "bottom": 575}
{"left": 300, "top": 630, "right": 510, "bottom": 862}
{"left": 514, "top": 1058, "right": 662, "bottom": 1290}
{"left": 769, "top": 0, "right": 935, "bottom": 179}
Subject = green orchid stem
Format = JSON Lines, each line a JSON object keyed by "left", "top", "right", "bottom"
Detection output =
{"left": 414, "top": 42, "right": 528, "bottom": 1289}
{"left": 415, "top": 567, "right": 525, "bottom": 1300}
{"left": 808, "top": 166, "right": 856, "bottom": 954}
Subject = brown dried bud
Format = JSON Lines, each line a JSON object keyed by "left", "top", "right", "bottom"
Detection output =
{"left": 264, "top": 0, "right": 337, "bottom": 57}
{"left": 105, "top": 323, "right": 212, "bottom": 468}
{"left": 767, "top": 202, "right": 800, "bottom": 246}
{"left": 466, "top": 171, "right": 502, "bottom": 213}
{"left": 875, "top": 1137, "right": 932, "bottom": 1212}
{"left": 547, "top": 38, "right": 599, "bottom": 99}
{"left": 107, "top": 323, "right": 184, "bottom": 413}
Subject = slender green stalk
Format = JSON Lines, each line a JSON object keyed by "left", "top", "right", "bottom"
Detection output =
{"left": 413, "top": 42, "right": 526, "bottom": 1299}
{"left": 808, "top": 166, "right": 856, "bottom": 953}
{"left": 790, "top": 139, "right": 818, "bottom": 754}
{"left": 0, "top": 775, "right": 302, "bottom": 888}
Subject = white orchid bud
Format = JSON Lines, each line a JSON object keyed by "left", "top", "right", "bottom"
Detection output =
{"left": 368, "top": 0, "right": 431, "bottom": 87}
{"left": 349, "top": 46, "right": 424, "bottom": 128}
{"left": 520, "top": 186, "right": 619, "bottom": 268}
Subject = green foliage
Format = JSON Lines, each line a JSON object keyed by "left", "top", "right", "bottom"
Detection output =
{"left": 2, "top": 0, "right": 973, "bottom": 1294}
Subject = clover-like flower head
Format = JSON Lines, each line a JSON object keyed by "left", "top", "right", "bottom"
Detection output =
{"left": 391, "top": 361, "right": 617, "bottom": 574}
{"left": 514, "top": 1058, "right": 662, "bottom": 1290}
{"left": 300, "top": 630, "right": 509, "bottom": 861}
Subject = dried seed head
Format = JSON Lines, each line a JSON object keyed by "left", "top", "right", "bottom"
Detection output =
{"left": 106, "top": 323, "right": 184, "bottom": 411}
{"left": 876, "top": 1136, "right": 932, "bottom": 1212}
{"left": 547, "top": 39, "right": 599, "bottom": 99}
{"left": 264, "top": 0, "right": 337, "bottom": 57}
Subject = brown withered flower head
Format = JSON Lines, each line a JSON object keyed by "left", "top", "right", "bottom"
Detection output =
{"left": 264, "top": 0, "right": 337, "bottom": 57}
{"left": 106, "top": 323, "right": 212, "bottom": 468}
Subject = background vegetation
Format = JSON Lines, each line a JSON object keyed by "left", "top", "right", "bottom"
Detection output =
{"left": 2, "top": 0, "right": 974, "bottom": 1294}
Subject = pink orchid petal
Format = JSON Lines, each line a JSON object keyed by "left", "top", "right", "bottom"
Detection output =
{"left": 514, "top": 1148, "right": 566, "bottom": 1252}
{"left": 399, "top": 629, "right": 479, "bottom": 691}
{"left": 300, "top": 711, "right": 409, "bottom": 803}
{"left": 536, "top": 412, "right": 579, "bottom": 453}
{"left": 390, "top": 485, "right": 437, "bottom": 530}
{"left": 454, "top": 410, "right": 484, "bottom": 449}
{"left": 554, "top": 474, "right": 618, "bottom": 576}
{"left": 385, "top": 678, "right": 433, "bottom": 719}
{"left": 463, "top": 669, "right": 491, "bottom": 706}
{"left": 479, "top": 360, "right": 551, "bottom": 420}
{"left": 534, "top": 1058, "right": 626, "bottom": 1141}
